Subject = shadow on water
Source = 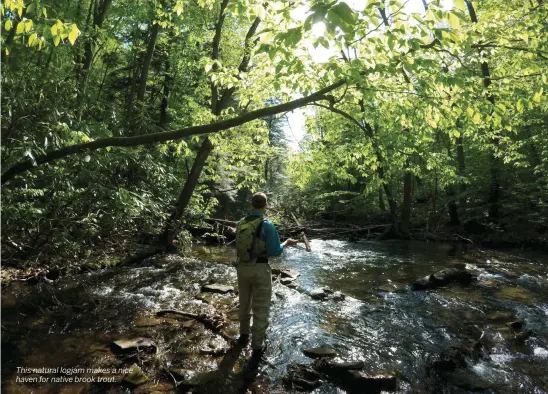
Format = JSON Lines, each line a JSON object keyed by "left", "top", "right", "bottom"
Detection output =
{"left": 2, "top": 240, "right": 548, "bottom": 393}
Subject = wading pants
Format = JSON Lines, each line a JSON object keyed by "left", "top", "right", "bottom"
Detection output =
{"left": 236, "top": 262, "right": 272, "bottom": 350}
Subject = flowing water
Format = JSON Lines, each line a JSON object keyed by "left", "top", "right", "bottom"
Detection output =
{"left": 2, "top": 240, "right": 548, "bottom": 393}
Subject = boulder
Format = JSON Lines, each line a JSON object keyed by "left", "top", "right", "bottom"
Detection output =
{"left": 113, "top": 337, "right": 155, "bottom": 350}
{"left": 122, "top": 364, "right": 148, "bottom": 386}
{"left": 309, "top": 288, "right": 329, "bottom": 300}
{"left": 201, "top": 283, "right": 234, "bottom": 294}
{"left": 302, "top": 347, "right": 337, "bottom": 358}
{"left": 411, "top": 268, "right": 474, "bottom": 290}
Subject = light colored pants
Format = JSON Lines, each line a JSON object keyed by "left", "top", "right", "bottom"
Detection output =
{"left": 236, "top": 262, "right": 272, "bottom": 350}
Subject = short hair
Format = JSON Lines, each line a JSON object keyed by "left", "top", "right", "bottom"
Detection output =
{"left": 251, "top": 192, "right": 268, "bottom": 209}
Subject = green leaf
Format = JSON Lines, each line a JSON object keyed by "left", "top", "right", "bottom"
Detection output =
{"left": 453, "top": 130, "right": 461, "bottom": 138}
{"left": 5, "top": 20, "right": 12, "bottom": 31}
{"left": 455, "top": 0, "right": 466, "bottom": 10}
{"left": 473, "top": 112, "right": 481, "bottom": 124}
{"left": 68, "top": 24, "right": 80, "bottom": 45}
{"left": 28, "top": 32, "right": 37, "bottom": 46}
{"left": 330, "top": 2, "right": 355, "bottom": 25}
{"left": 466, "top": 107, "right": 474, "bottom": 117}
{"left": 16, "top": 21, "right": 25, "bottom": 34}
{"left": 448, "top": 13, "right": 460, "bottom": 30}
{"left": 533, "top": 88, "right": 543, "bottom": 103}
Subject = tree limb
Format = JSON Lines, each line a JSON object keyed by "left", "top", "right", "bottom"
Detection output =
{"left": 1, "top": 80, "right": 347, "bottom": 184}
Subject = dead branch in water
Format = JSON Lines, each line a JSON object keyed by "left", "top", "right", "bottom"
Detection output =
{"left": 156, "top": 309, "right": 234, "bottom": 342}
{"left": 290, "top": 213, "right": 312, "bottom": 252}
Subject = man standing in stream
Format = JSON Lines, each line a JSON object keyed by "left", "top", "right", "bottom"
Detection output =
{"left": 235, "top": 192, "right": 298, "bottom": 358}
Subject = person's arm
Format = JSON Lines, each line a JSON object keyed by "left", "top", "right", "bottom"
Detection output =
{"left": 262, "top": 221, "right": 298, "bottom": 256}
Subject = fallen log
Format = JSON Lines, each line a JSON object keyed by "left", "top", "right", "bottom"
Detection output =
{"left": 204, "top": 218, "right": 237, "bottom": 227}
{"left": 156, "top": 309, "right": 233, "bottom": 342}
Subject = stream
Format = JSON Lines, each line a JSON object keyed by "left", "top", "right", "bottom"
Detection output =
{"left": 2, "top": 239, "right": 548, "bottom": 393}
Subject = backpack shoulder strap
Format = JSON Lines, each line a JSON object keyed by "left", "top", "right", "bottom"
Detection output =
{"left": 255, "top": 218, "right": 266, "bottom": 238}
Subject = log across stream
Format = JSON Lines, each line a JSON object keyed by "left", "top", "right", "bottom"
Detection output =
{"left": 2, "top": 240, "right": 548, "bottom": 393}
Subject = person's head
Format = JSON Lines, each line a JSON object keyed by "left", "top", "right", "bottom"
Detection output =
{"left": 251, "top": 192, "right": 268, "bottom": 212}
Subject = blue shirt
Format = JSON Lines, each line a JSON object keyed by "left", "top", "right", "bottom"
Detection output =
{"left": 243, "top": 210, "right": 284, "bottom": 256}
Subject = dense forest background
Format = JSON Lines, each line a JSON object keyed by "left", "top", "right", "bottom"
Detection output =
{"left": 1, "top": 0, "right": 547, "bottom": 270}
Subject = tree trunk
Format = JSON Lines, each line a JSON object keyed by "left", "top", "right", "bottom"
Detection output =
{"left": 399, "top": 170, "right": 412, "bottom": 237}
{"left": 77, "top": 0, "right": 113, "bottom": 107}
{"left": 378, "top": 187, "right": 386, "bottom": 212}
{"left": 163, "top": 137, "right": 214, "bottom": 248}
{"left": 465, "top": 0, "right": 501, "bottom": 221}
{"left": 159, "top": 57, "right": 171, "bottom": 128}
{"left": 456, "top": 135, "right": 466, "bottom": 208}
{"left": 447, "top": 145, "right": 460, "bottom": 225}
{"left": 137, "top": 22, "right": 160, "bottom": 103}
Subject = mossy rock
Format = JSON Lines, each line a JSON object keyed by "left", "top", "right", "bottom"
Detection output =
{"left": 123, "top": 364, "right": 148, "bottom": 386}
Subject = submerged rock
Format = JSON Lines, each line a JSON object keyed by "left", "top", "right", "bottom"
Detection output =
{"left": 441, "top": 369, "right": 492, "bottom": 391}
{"left": 343, "top": 371, "right": 397, "bottom": 393}
{"left": 302, "top": 347, "right": 337, "bottom": 358}
{"left": 201, "top": 283, "right": 234, "bottom": 294}
{"left": 113, "top": 337, "right": 155, "bottom": 350}
{"left": 496, "top": 287, "right": 533, "bottom": 304}
{"left": 411, "top": 268, "right": 474, "bottom": 290}
{"left": 487, "top": 311, "right": 515, "bottom": 323}
{"left": 122, "top": 364, "right": 148, "bottom": 386}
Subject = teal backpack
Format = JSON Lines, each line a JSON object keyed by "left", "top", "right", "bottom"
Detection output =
{"left": 235, "top": 216, "right": 265, "bottom": 262}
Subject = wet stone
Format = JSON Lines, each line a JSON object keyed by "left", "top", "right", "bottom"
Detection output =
{"left": 113, "top": 337, "right": 155, "bottom": 350}
{"left": 309, "top": 288, "right": 330, "bottom": 300}
{"left": 201, "top": 283, "right": 234, "bottom": 294}
{"left": 343, "top": 371, "right": 397, "bottom": 393}
{"left": 503, "top": 270, "right": 521, "bottom": 279}
{"left": 122, "top": 364, "right": 148, "bottom": 386}
{"left": 411, "top": 268, "right": 474, "bottom": 290}
{"left": 302, "top": 347, "right": 337, "bottom": 358}
{"left": 331, "top": 291, "right": 345, "bottom": 301}
{"left": 280, "top": 277, "right": 297, "bottom": 285}
{"left": 272, "top": 268, "right": 300, "bottom": 279}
